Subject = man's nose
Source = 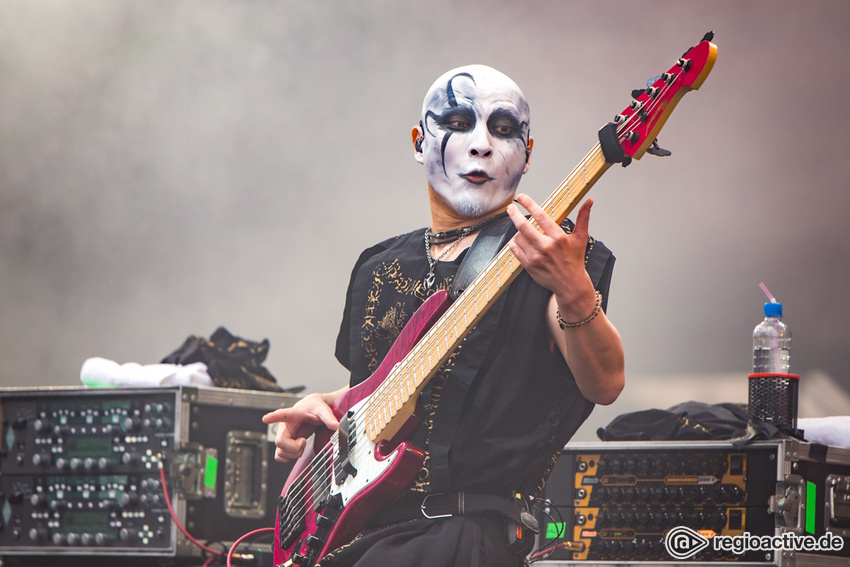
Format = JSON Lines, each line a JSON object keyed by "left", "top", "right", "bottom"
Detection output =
{"left": 467, "top": 125, "right": 492, "bottom": 158}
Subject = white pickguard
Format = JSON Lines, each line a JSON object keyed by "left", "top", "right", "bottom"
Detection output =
{"left": 330, "top": 397, "right": 398, "bottom": 506}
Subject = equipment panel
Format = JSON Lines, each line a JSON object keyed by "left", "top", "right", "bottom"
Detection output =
{"left": 0, "top": 386, "right": 297, "bottom": 559}
{"left": 535, "top": 440, "right": 850, "bottom": 565}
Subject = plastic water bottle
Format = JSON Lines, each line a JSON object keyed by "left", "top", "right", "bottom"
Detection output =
{"left": 752, "top": 301, "right": 791, "bottom": 374}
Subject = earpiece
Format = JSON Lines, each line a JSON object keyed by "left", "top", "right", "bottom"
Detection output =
{"left": 415, "top": 120, "right": 424, "bottom": 152}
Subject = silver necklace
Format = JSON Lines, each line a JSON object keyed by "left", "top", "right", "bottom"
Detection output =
{"left": 423, "top": 216, "right": 494, "bottom": 290}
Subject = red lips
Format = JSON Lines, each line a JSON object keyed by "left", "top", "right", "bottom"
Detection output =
{"left": 460, "top": 170, "right": 493, "bottom": 185}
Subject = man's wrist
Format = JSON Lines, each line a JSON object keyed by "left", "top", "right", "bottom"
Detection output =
{"left": 556, "top": 289, "right": 603, "bottom": 329}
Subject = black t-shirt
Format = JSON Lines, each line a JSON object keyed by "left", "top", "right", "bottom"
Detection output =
{"left": 334, "top": 223, "right": 614, "bottom": 496}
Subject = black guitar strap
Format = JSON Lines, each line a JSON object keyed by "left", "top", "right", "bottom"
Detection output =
{"left": 448, "top": 213, "right": 517, "bottom": 300}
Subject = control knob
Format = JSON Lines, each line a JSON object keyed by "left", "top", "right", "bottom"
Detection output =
{"left": 28, "top": 527, "right": 48, "bottom": 543}
{"left": 32, "top": 452, "right": 52, "bottom": 467}
{"left": 123, "top": 416, "right": 142, "bottom": 432}
{"left": 122, "top": 492, "right": 139, "bottom": 507}
{"left": 122, "top": 452, "right": 140, "bottom": 466}
{"left": 29, "top": 493, "right": 48, "bottom": 508}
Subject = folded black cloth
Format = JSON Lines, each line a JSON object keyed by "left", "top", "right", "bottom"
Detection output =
{"left": 597, "top": 401, "right": 750, "bottom": 441}
{"left": 162, "top": 326, "right": 284, "bottom": 392}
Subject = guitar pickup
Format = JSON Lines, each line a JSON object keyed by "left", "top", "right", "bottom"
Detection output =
{"left": 334, "top": 411, "right": 358, "bottom": 484}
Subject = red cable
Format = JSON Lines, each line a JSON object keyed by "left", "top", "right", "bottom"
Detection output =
{"left": 158, "top": 460, "right": 223, "bottom": 557}
{"left": 226, "top": 527, "right": 275, "bottom": 567}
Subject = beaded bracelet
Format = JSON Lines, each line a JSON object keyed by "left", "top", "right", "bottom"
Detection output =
{"left": 557, "top": 290, "right": 603, "bottom": 329}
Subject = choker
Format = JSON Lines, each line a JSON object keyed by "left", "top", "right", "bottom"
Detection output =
{"left": 423, "top": 215, "right": 498, "bottom": 290}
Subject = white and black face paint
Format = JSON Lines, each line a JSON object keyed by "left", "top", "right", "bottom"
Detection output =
{"left": 417, "top": 65, "right": 531, "bottom": 219}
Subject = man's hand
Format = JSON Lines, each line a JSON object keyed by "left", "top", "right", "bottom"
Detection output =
{"left": 506, "top": 193, "right": 624, "bottom": 405}
{"left": 506, "top": 193, "right": 596, "bottom": 316}
{"left": 262, "top": 392, "right": 341, "bottom": 462}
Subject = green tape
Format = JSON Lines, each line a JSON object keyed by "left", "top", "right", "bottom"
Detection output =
{"left": 546, "top": 522, "right": 566, "bottom": 539}
{"left": 204, "top": 455, "right": 218, "bottom": 490}
{"left": 806, "top": 481, "right": 816, "bottom": 534}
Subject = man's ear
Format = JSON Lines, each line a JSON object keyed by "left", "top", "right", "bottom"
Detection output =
{"left": 523, "top": 137, "right": 534, "bottom": 173}
{"left": 412, "top": 125, "right": 425, "bottom": 164}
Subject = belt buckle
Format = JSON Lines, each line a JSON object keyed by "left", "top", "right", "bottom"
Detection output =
{"left": 420, "top": 493, "right": 455, "bottom": 519}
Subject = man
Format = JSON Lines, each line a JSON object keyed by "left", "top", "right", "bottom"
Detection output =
{"left": 263, "top": 64, "right": 625, "bottom": 566}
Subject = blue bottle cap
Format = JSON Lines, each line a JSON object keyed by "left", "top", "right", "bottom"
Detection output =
{"left": 764, "top": 302, "right": 783, "bottom": 317}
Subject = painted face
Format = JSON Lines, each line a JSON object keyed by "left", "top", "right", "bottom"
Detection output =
{"left": 417, "top": 65, "right": 531, "bottom": 219}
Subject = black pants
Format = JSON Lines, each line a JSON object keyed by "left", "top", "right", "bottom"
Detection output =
{"left": 317, "top": 515, "right": 523, "bottom": 567}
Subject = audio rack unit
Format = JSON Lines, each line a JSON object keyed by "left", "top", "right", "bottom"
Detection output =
{"left": 0, "top": 386, "right": 299, "bottom": 563}
{"left": 534, "top": 439, "right": 850, "bottom": 566}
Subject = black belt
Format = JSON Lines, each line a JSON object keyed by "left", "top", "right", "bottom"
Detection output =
{"left": 365, "top": 492, "right": 539, "bottom": 534}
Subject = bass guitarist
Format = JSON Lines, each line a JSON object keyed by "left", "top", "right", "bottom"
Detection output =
{"left": 263, "top": 64, "right": 625, "bottom": 566}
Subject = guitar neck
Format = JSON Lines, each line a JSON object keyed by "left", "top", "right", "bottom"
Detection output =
{"left": 363, "top": 143, "right": 612, "bottom": 443}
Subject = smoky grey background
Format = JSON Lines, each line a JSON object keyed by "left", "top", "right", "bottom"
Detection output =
{"left": 3, "top": 1, "right": 849, "bottom": 432}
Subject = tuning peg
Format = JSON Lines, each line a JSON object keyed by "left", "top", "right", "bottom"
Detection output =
{"left": 631, "top": 88, "right": 644, "bottom": 100}
{"left": 646, "top": 139, "right": 671, "bottom": 157}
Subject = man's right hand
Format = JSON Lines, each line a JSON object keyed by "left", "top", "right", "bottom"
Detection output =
{"left": 262, "top": 391, "right": 343, "bottom": 462}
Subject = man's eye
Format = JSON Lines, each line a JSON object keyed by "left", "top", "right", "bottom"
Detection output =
{"left": 436, "top": 108, "right": 475, "bottom": 132}
{"left": 487, "top": 110, "right": 522, "bottom": 139}
{"left": 492, "top": 122, "right": 516, "bottom": 136}
{"left": 447, "top": 118, "right": 472, "bottom": 130}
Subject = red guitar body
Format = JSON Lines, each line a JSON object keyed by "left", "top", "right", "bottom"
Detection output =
{"left": 273, "top": 291, "right": 451, "bottom": 567}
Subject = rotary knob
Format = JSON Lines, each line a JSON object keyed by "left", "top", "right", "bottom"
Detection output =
{"left": 29, "top": 493, "right": 48, "bottom": 508}
{"left": 121, "top": 452, "right": 140, "bottom": 466}
{"left": 123, "top": 416, "right": 142, "bottom": 432}
{"left": 122, "top": 492, "right": 139, "bottom": 507}
{"left": 32, "top": 452, "right": 52, "bottom": 467}
{"left": 28, "top": 527, "right": 48, "bottom": 543}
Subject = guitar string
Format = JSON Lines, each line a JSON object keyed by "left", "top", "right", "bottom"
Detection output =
{"left": 278, "top": 69, "right": 681, "bottom": 536}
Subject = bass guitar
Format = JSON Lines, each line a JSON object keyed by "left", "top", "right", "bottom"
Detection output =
{"left": 274, "top": 32, "right": 718, "bottom": 567}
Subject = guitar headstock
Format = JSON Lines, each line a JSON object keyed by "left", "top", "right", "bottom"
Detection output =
{"left": 599, "top": 32, "right": 718, "bottom": 166}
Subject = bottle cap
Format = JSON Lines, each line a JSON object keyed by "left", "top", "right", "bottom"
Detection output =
{"left": 763, "top": 302, "right": 782, "bottom": 317}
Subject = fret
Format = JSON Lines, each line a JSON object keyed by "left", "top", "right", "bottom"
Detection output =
{"left": 419, "top": 354, "right": 427, "bottom": 388}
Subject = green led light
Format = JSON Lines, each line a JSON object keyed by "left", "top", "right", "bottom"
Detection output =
{"left": 806, "top": 481, "right": 816, "bottom": 534}
{"left": 204, "top": 455, "right": 218, "bottom": 490}
{"left": 546, "top": 522, "right": 566, "bottom": 539}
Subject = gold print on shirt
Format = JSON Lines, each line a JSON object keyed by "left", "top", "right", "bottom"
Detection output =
{"left": 360, "top": 258, "right": 453, "bottom": 374}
